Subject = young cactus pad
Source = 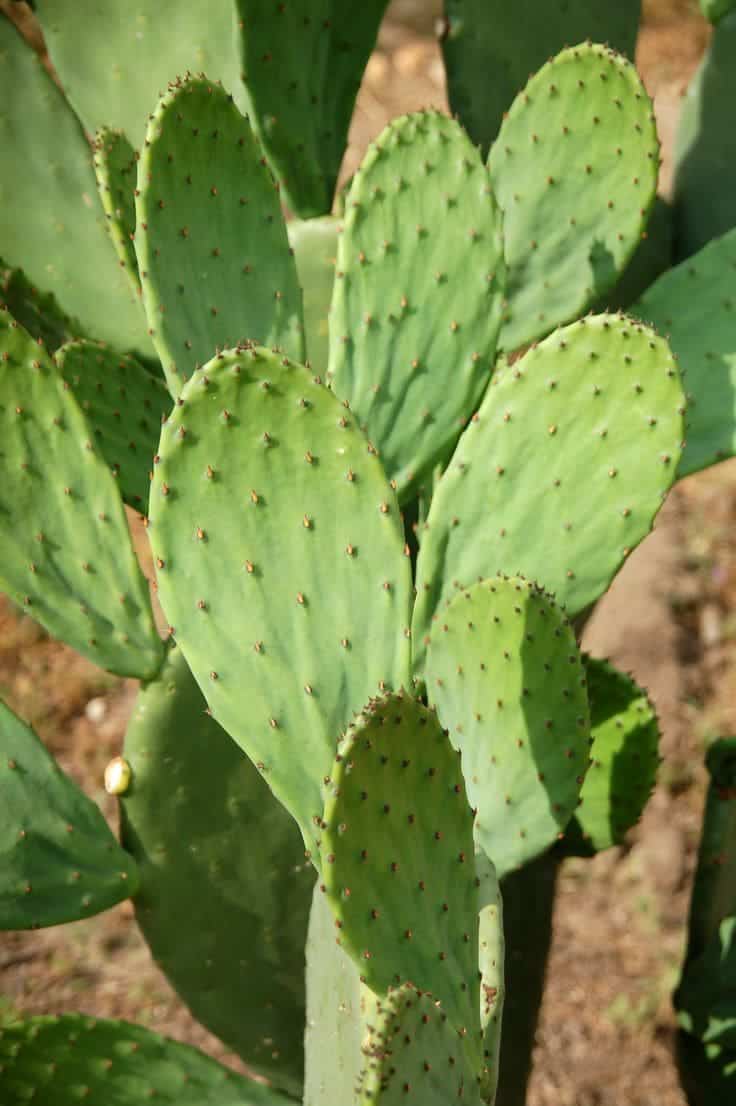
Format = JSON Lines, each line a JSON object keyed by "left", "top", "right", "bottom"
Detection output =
{"left": 425, "top": 576, "right": 591, "bottom": 877}
{"left": 412, "top": 314, "right": 685, "bottom": 666}
{"left": 0, "top": 699, "right": 138, "bottom": 930}
{"left": 319, "top": 692, "right": 480, "bottom": 1047}
{"left": 147, "top": 345, "right": 412, "bottom": 855}
{"left": 135, "top": 77, "right": 304, "bottom": 394}
{"left": 120, "top": 646, "right": 313, "bottom": 1096}
{"left": 0, "top": 309, "right": 164, "bottom": 680}
{"left": 328, "top": 111, "right": 506, "bottom": 502}
{"left": 488, "top": 42, "right": 659, "bottom": 352}
{"left": 93, "top": 129, "right": 141, "bottom": 300}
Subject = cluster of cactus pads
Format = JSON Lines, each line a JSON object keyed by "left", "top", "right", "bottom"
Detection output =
{"left": 2, "top": 1, "right": 736, "bottom": 1103}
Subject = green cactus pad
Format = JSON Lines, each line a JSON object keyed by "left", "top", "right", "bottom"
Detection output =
{"left": 304, "top": 883, "right": 364, "bottom": 1106}
{"left": 412, "top": 315, "right": 684, "bottom": 666}
{"left": 424, "top": 577, "right": 590, "bottom": 878}
{"left": 120, "top": 646, "right": 313, "bottom": 1096}
{"left": 135, "top": 77, "right": 304, "bottom": 395}
{"left": 147, "top": 345, "right": 412, "bottom": 855}
{"left": 33, "top": 0, "right": 245, "bottom": 149}
{"left": 56, "top": 339, "right": 170, "bottom": 511}
{"left": 93, "top": 129, "right": 141, "bottom": 300}
{"left": 673, "top": 13, "right": 736, "bottom": 259}
{"left": 0, "top": 260, "right": 82, "bottom": 353}
{"left": 288, "top": 216, "right": 339, "bottom": 376}
{"left": 478, "top": 860, "right": 504, "bottom": 1103}
{"left": 442, "top": 1, "right": 641, "bottom": 156}
{"left": 0, "top": 17, "right": 150, "bottom": 355}
{"left": 235, "top": 0, "right": 389, "bottom": 217}
{"left": 0, "top": 699, "right": 138, "bottom": 930}
{"left": 359, "top": 985, "right": 483, "bottom": 1105}
{"left": 631, "top": 227, "right": 736, "bottom": 478}
{"left": 0, "top": 310, "right": 164, "bottom": 679}
{"left": 0, "top": 1014, "right": 288, "bottom": 1106}
{"left": 678, "top": 918, "right": 736, "bottom": 1050}
{"left": 488, "top": 43, "right": 659, "bottom": 353}
{"left": 320, "top": 692, "right": 480, "bottom": 1045}
{"left": 564, "top": 657, "right": 659, "bottom": 855}
{"left": 329, "top": 111, "right": 506, "bottom": 502}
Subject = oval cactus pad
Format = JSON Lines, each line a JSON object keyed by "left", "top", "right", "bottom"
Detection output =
{"left": 425, "top": 577, "right": 591, "bottom": 877}
{"left": 320, "top": 692, "right": 480, "bottom": 1045}
{"left": 488, "top": 43, "right": 659, "bottom": 352}
{"left": 148, "top": 346, "right": 412, "bottom": 855}
{"left": 329, "top": 111, "right": 506, "bottom": 502}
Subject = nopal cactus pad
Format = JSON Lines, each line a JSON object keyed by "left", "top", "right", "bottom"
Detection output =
{"left": 0, "top": 310, "right": 164, "bottom": 680}
{"left": 565, "top": 657, "right": 659, "bottom": 856}
{"left": 631, "top": 227, "right": 736, "bottom": 478}
{"left": 412, "top": 315, "right": 685, "bottom": 665}
{"left": 288, "top": 216, "right": 339, "bottom": 376}
{"left": 0, "top": 259, "right": 82, "bottom": 353}
{"left": 120, "top": 646, "right": 313, "bottom": 1097}
{"left": 235, "top": 0, "right": 390, "bottom": 217}
{"left": 0, "top": 1014, "right": 289, "bottom": 1106}
{"left": 329, "top": 111, "right": 506, "bottom": 502}
{"left": 425, "top": 576, "right": 591, "bottom": 878}
{"left": 93, "top": 128, "right": 141, "bottom": 300}
{"left": 488, "top": 43, "right": 659, "bottom": 353}
{"left": 359, "top": 985, "right": 483, "bottom": 1105}
{"left": 147, "top": 345, "right": 412, "bottom": 855}
{"left": 442, "top": 0, "right": 641, "bottom": 156}
{"left": 135, "top": 77, "right": 304, "bottom": 394}
{"left": 319, "top": 692, "right": 480, "bottom": 1047}
{"left": 0, "top": 17, "right": 150, "bottom": 355}
{"left": 0, "top": 698, "right": 138, "bottom": 930}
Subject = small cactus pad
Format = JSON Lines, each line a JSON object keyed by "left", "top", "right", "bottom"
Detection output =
{"left": 673, "top": 13, "right": 736, "bottom": 258}
{"left": 148, "top": 345, "right": 412, "bottom": 854}
{"left": 412, "top": 315, "right": 685, "bottom": 663}
{"left": 319, "top": 692, "right": 480, "bottom": 1044}
{"left": 0, "top": 698, "right": 138, "bottom": 929}
{"left": 359, "top": 985, "right": 483, "bottom": 1105}
{"left": 478, "top": 864, "right": 504, "bottom": 1104}
{"left": 442, "top": 1, "right": 641, "bottom": 156}
{"left": 33, "top": 0, "right": 245, "bottom": 148}
{"left": 424, "top": 577, "right": 591, "bottom": 877}
{"left": 135, "top": 77, "right": 304, "bottom": 395}
{"left": 0, "top": 17, "right": 150, "bottom": 355}
{"left": 288, "top": 216, "right": 339, "bottom": 375}
{"left": 0, "top": 260, "right": 82, "bottom": 352}
{"left": 564, "top": 657, "right": 659, "bottom": 855}
{"left": 120, "top": 646, "right": 313, "bottom": 1096}
{"left": 235, "top": 0, "right": 389, "bottom": 217}
{"left": 0, "top": 1014, "right": 288, "bottom": 1105}
{"left": 329, "top": 112, "right": 506, "bottom": 502}
{"left": 56, "top": 339, "right": 170, "bottom": 510}
{"left": 304, "top": 883, "right": 364, "bottom": 1106}
{"left": 93, "top": 129, "right": 141, "bottom": 299}
{"left": 488, "top": 43, "right": 659, "bottom": 352}
{"left": 0, "top": 310, "right": 164, "bottom": 679}
{"left": 631, "top": 227, "right": 736, "bottom": 478}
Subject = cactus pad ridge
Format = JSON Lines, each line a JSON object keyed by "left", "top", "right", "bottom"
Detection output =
{"left": 147, "top": 345, "right": 412, "bottom": 855}
{"left": 442, "top": 1, "right": 641, "bottom": 157}
{"left": 412, "top": 314, "right": 685, "bottom": 664}
{"left": 0, "top": 17, "right": 151, "bottom": 355}
{"left": 425, "top": 576, "right": 591, "bottom": 878}
{"left": 0, "top": 259, "right": 82, "bottom": 353}
{"left": 0, "top": 698, "right": 138, "bottom": 930}
{"left": 135, "top": 77, "right": 304, "bottom": 395}
{"left": 631, "top": 227, "right": 736, "bottom": 478}
{"left": 0, "top": 1014, "right": 288, "bottom": 1105}
{"left": 319, "top": 691, "right": 480, "bottom": 1046}
{"left": 235, "top": 0, "right": 390, "bottom": 217}
{"left": 288, "top": 216, "right": 339, "bottom": 376}
{"left": 120, "top": 646, "right": 313, "bottom": 1095}
{"left": 488, "top": 42, "right": 659, "bottom": 352}
{"left": 0, "top": 309, "right": 164, "bottom": 679}
{"left": 93, "top": 129, "right": 142, "bottom": 301}
{"left": 564, "top": 657, "right": 659, "bottom": 856}
{"left": 359, "top": 985, "right": 484, "bottom": 1105}
{"left": 329, "top": 110, "right": 506, "bottom": 503}
{"left": 56, "top": 340, "right": 170, "bottom": 511}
